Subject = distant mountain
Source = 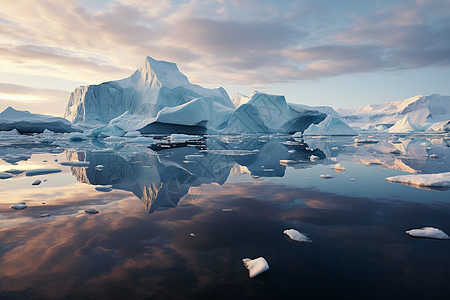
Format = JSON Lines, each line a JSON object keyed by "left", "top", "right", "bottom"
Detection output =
{"left": 65, "top": 56, "right": 233, "bottom": 125}
{"left": 338, "top": 94, "right": 450, "bottom": 129}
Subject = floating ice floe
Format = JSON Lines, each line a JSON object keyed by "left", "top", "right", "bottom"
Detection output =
{"left": 406, "top": 227, "right": 449, "bottom": 239}
{"left": 283, "top": 229, "right": 312, "bottom": 242}
{"left": 222, "top": 208, "right": 233, "bottom": 212}
{"left": 85, "top": 208, "right": 99, "bottom": 214}
{"left": 386, "top": 172, "right": 450, "bottom": 188}
{"left": 242, "top": 257, "right": 269, "bottom": 278}
{"left": 354, "top": 138, "right": 379, "bottom": 144}
{"left": 32, "top": 179, "right": 41, "bottom": 185}
{"left": 60, "top": 161, "right": 91, "bottom": 167}
{"left": 26, "top": 169, "right": 62, "bottom": 176}
{"left": 320, "top": 174, "right": 334, "bottom": 179}
{"left": 332, "top": 163, "right": 346, "bottom": 171}
{"left": 10, "top": 202, "right": 27, "bottom": 210}
{"left": 95, "top": 185, "right": 113, "bottom": 192}
{"left": 190, "top": 233, "right": 196, "bottom": 237}
{"left": 40, "top": 213, "right": 50, "bottom": 218}
{"left": 310, "top": 155, "right": 319, "bottom": 162}
{"left": 0, "top": 172, "right": 13, "bottom": 179}
{"left": 429, "top": 154, "right": 439, "bottom": 159}
{"left": 185, "top": 154, "right": 203, "bottom": 160}
{"left": 390, "top": 149, "right": 401, "bottom": 155}
{"left": 95, "top": 164, "right": 104, "bottom": 171}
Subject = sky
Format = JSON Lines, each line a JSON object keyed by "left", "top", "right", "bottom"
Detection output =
{"left": 0, "top": 0, "right": 450, "bottom": 116}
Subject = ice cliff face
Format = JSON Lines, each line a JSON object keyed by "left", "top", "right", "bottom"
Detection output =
{"left": 65, "top": 56, "right": 233, "bottom": 125}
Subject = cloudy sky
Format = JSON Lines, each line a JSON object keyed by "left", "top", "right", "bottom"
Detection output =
{"left": 1, "top": 0, "right": 449, "bottom": 116}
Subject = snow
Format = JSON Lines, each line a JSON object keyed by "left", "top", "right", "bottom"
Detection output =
{"left": 0, "top": 172, "right": 13, "bottom": 179}
{"left": 338, "top": 94, "right": 450, "bottom": 129}
{"left": 406, "top": 227, "right": 449, "bottom": 239}
{"left": 386, "top": 172, "right": 450, "bottom": 188}
{"left": 25, "top": 169, "right": 62, "bottom": 176}
{"left": 65, "top": 56, "right": 233, "bottom": 125}
{"left": 303, "top": 115, "right": 356, "bottom": 136}
{"left": 0, "top": 106, "right": 78, "bottom": 133}
{"left": 60, "top": 161, "right": 91, "bottom": 167}
{"left": 242, "top": 257, "right": 269, "bottom": 278}
{"left": 10, "top": 202, "right": 27, "bottom": 210}
{"left": 283, "top": 229, "right": 312, "bottom": 242}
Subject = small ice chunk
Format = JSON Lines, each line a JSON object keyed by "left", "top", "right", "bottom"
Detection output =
{"left": 242, "top": 257, "right": 269, "bottom": 278}
{"left": 354, "top": 138, "right": 379, "bottom": 144}
{"left": 60, "top": 161, "right": 90, "bottom": 167}
{"left": 26, "top": 169, "right": 62, "bottom": 176}
{"left": 85, "top": 208, "right": 99, "bottom": 214}
{"left": 32, "top": 179, "right": 42, "bottom": 185}
{"left": 390, "top": 149, "right": 401, "bottom": 155}
{"left": 185, "top": 154, "right": 203, "bottom": 160}
{"left": 350, "top": 178, "right": 356, "bottom": 181}
{"left": 331, "top": 146, "right": 338, "bottom": 150}
{"left": 95, "top": 185, "right": 112, "bottom": 192}
{"left": 429, "top": 154, "right": 439, "bottom": 159}
{"left": 332, "top": 163, "right": 346, "bottom": 171}
{"left": 40, "top": 213, "right": 50, "bottom": 218}
{"left": 0, "top": 172, "right": 13, "bottom": 179}
{"left": 406, "top": 227, "right": 449, "bottom": 239}
{"left": 386, "top": 172, "right": 450, "bottom": 188}
{"left": 310, "top": 155, "right": 319, "bottom": 162}
{"left": 280, "top": 159, "right": 296, "bottom": 165}
{"left": 222, "top": 208, "right": 233, "bottom": 212}
{"left": 10, "top": 202, "right": 27, "bottom": 210}
{"left": 95, "top": 164, "right": 104, "bottom": 171}
{"left": 288, "top": 150, "right": 296, "bottom": 153}
{"left": 320, "top": 174, "right": 334, "bottom": 179}
{"left": 190, "top": 233, "right": 196, "bottom": 237}
{"left": 283, "top": 229, "right": 312, "bottom": 242}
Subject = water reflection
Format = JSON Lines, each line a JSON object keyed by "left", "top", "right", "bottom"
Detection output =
{"left": 66, "top": 135, "right": 324, "bottom": 213}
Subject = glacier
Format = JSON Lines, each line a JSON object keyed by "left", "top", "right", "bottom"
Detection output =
{"left": 339, "top": 94, "right": 450, "bottom": 132}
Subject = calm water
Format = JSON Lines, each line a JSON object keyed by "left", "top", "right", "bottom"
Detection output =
{"left": 0, "top": 133, "right": 450, "bottom": 299}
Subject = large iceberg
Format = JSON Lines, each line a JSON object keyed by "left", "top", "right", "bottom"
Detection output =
{"left": 65, "top": 56, "right": 233, "bottom": 125}
{"left": 0, "top": 107, "right": 78, "bottom": 133}
{"left": 303, "top": 115, "right": 357, "bottom": 136}
{"left": 224, "top": 92, "right": 326, "bottom": 134}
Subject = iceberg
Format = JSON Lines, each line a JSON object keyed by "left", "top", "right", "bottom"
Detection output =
{"left": 231, "top": 93, "right": 251, "bottom": 108}
{"left": 303, "top": 115, "right": 357, "bottom": 136}
{"left": 65, "top": 56, "right": 233, "bottom": 125}
{"left": 242, "top": 257, "right": 269, "bottom": 278}
{"left": 406, "top": 227, "right": 449, "bottom": 239}
{"left": 0, "top": 107, "right": 78, "bottom": 133}
{"left": 0, "top": 172, "right": 13, "bottom": 179}
{"left": 283, "top": 229, "right": 312, "bottom": 242}
{"left": 388, "top": 116, "right": 422, "bottom": 133}
{"left": 224, "top": 92, "right": 326, "bottom": 134}
{"left": 386, "top": 172, "right": 450, "bottom": 189}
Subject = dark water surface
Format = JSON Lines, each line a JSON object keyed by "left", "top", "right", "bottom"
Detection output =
{"left": 0, "top": 133, "right": 449, "bottom": 299}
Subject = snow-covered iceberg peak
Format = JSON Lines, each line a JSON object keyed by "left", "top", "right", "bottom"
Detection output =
{"left": 64, "top": 56, "right": 233, "bottom": 125}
